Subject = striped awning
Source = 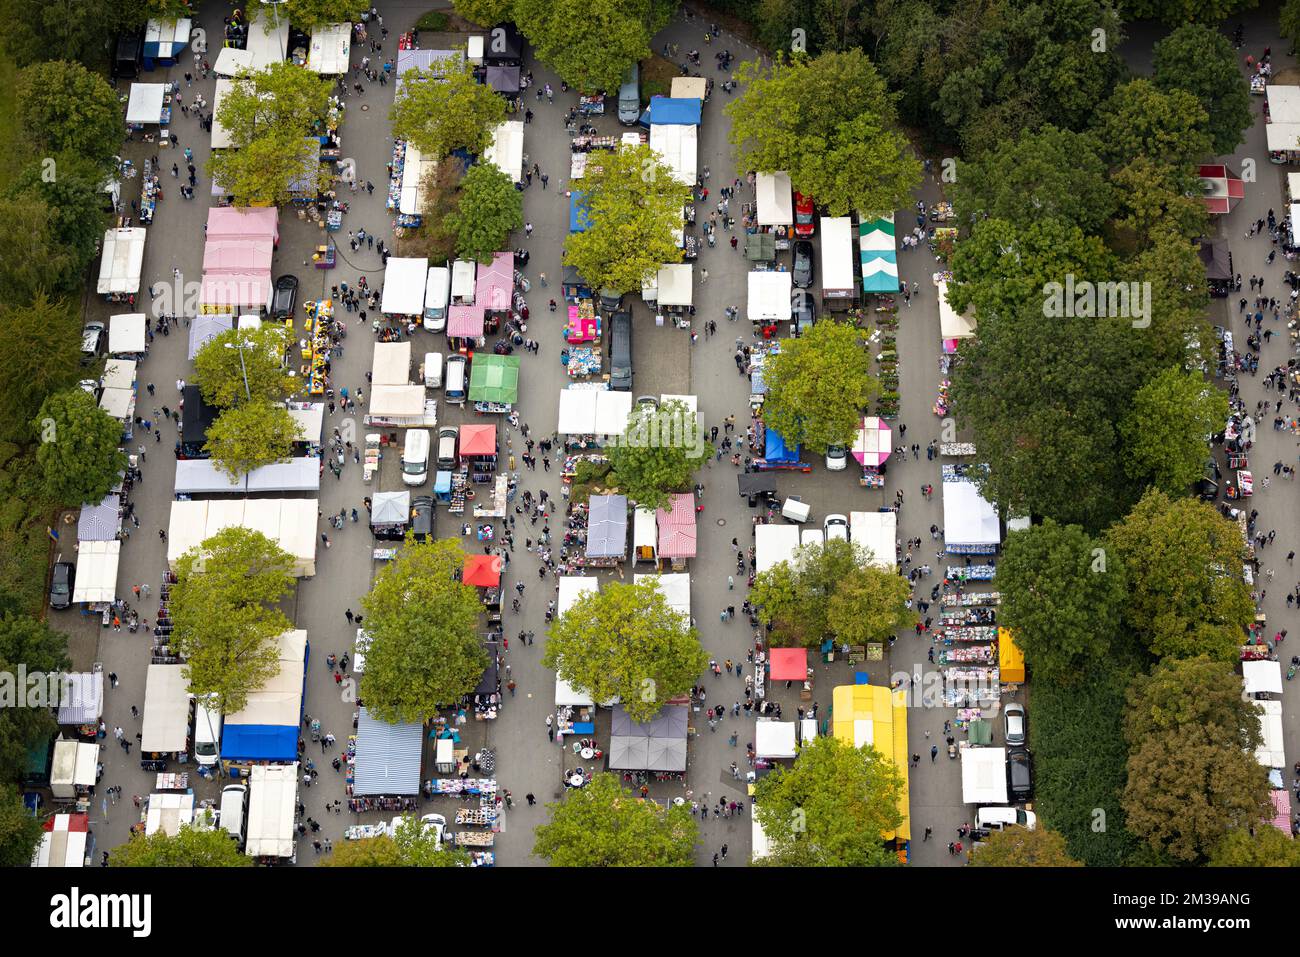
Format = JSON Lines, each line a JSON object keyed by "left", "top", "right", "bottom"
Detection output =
{"left": 859, "top": 215, "right": 898, "bottom": 293}
{"left": 351, "top": 707, "right": 424, "bottom": 796}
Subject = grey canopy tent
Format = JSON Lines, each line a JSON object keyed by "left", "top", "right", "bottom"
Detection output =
{"left": 608, "top": 703, "right": 688, "bottom": 771}
{"left": 738, "top": 472, "right": 778, "bottom": 496}
{"left": 77, "top": 496, "right": 121, "bottom": 541}
{"left": 370, "top": 491, "right": 410, "bottom": 527}
{"left": 586, "top": 494, "right": 628, "bottom": 559}
{"left": 745, "top": 232, "right": 776, "bottom": 262}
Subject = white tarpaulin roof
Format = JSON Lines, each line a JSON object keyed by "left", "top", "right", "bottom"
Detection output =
{"left": 211, "top": 78, "right": 235, "bottom": 149}
{"left": 371, "top": 490, "right": 410, "bottom": 525}
{"left": 225, "top": 630, "right": 307, "bottom": 728}
{"left": 556, "top": 388, "right": 632, "bottom": 436}
{"left": 1269, "top": 86, "right": 1300, "bottom": 123}
{"left": 71, "top": 540, "right": 119, "bottom": 604}
{"left": 247, "top": 762, "right": 298, "bottom": 857}
{"left": 755, "top": 524, "right": 801, "bottom": 573}
{"left": 52, "top": 740, "right": 98, "bottom": 791}
{"left": 821, "top": 216, "right": 855, "bottom": 293}
{"left": 214, "top": 46, "right": 254, "bottom": 76}
{"left": 33, "top": 814, "right": 88, "bottom": 867}
{"left": 109, "top": 313, "right": 147, "bottom": 354}
{"left": 633, "top": 506, "right": 656, "bottom": 550}
{"left": 748, "top": 270, "right": 792, "bottom": 322}
{"left": 286, "top": 402, "right": 324, "bottom": 442}
{"left": 634, "top": 572, "right": 690, "bottom": 621}
{"left": 141, "top": 664, "right": 190, "bottom": 753}
{"left": 649, "top": 123, "right": 697, "bottom": 185}
{"left": 166, "top": 499, "right": 317, "bottom": 575}
{"left": 937, "top": 279, "right": 977, "bottom": 339}
{"left": 1256, "top": 700, "right": 1286, "bottom": 768}
{"left": 308, "top": 23, "right": 351, "bottom": 73}
{"left": 555, "top": 676, "right": 594, "bottom": 707}
{"left": 99, "top": 388, "right": 134, "bottom": 421}
{"left": 145, "top": 792, "right": 195, "bottom": 836}
{"left": 371, "top": 341, "right": 412, "bottom": 385}
{"left": 558, "top": 575, "right": 599, "bottom": 616}
{"left": 850, "top": 511, "right": 897, "bottom": 570}
{"left": 1243, "top": 659, "right": 1284, "bottom": 695}
{"left": 1267, "top": 122, "right": 1300, "bottom": 153}
{"left": 247, "top": 457, "right": 321, "bottom": 492}
{"left": 381, "top": 260, "right": 428, "bottom": 316}
{"left": 174, "top": 458, "right": 245, "bottom": 494}
{"left": 755, "top": 719, "right": 797, "bottom": 758}
{"left": 399, "top": 143, "right": 438, "bottom": 215}
{"left": 657, "top": 264, "right": 693, "bottom": 307}
{"left": 671, "top": 77, "right": 708, "bottom": 99}
{"left": 101, "top": 358, "right": 136, "bottom": 391}
{"left": 97, "top": 228, "right": 146, "bottom": 294}
{"left": 126, "top": 83, "right": 166, "bottom": 124}
{"left": 594, "top": 390, "right": 633, "bottom": 436}
{"left": 245, "top": 11, "right": 289, "bottom": 71}
{"left": 369, "top": 385, "right": 426, "bottom": 416}
{"left": 755, "top": 172, "right": 793, "bottom": 226}
{"left": 962, "top": 746, "right": 1008, "bottom": 804}
{"left": 942, "top": 479, "right": 1001, "bottom": 547}
{"left": 486, "top": 121, "right": 525, "bottom": 181}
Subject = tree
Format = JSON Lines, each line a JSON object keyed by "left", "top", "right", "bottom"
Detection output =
{"left": 515, "top": 0, "right": 667, "bottom": 94}
{"left": 762, "top": 321, "right": 877, "bottom": 455}
{"left": 607, "top": 401, "right": 710, "bottom": 510}
{"left": 111, "top": 825, "right": 252, "bottom": 866}
{"left": 0, "top": 0, "right": 120, "bottom": 68}
{"left": 32, "top": 390, "right": 128, "bottom": 507}
{"left": 825, "top": 566, "right": 914, "bottom": 646}
{"left": 950, "top": 127, "right": 1114, "bottom": 236}
{"left": 208, "top": 130, "right": 333, "bottom": 209}
{"left": 213, "top": 62, "right": 334, "bottom": 147}
{"left": 544, "top": 579, "right": 707, "bottom": 721}
{"left": 754, "top": 736, "right": 903, "bottom": 867}
{"left": 1110, "top": 158, "right": 1209, "bottom": 250}
{"left": 997, "top": 521, "right": 1129, "bottom": 685}
{"left": 451, "top": 0, "right": 515, "bottom": 26}
{"left": 170, "top": 528, "right": 296, "bottom": 716}
{"left": 323, "top": 816, "right": 471, "bottom": 866}
{"left": 1091, "top": 79, "right": 1212, "bottom": 169}
{"left": 0, "top": 294, "right": 82, "bottom": 442}
{"left": 391, "top": 60, "right": 505, "bottom": 159}
{"left": 726, "top": 50, "right": 920, "bottom": 217}
{"left": 563, "top": 144, "right": 692, "bottom": 294}
{"left": 967, "top": 827, "right": 1082, "bottom": 867}
{"left": 1123, "top": 658, "right": 1270, "bottom": 863}
{"left": 1119, "top": 367, "right": 1228, "bottom": 496}
{"left": 533, "top": 772, "right": 696, "bottom": 866}
{"left": 360, "top": 539, "right": 487, "bottom": 723}
{"left": 0, "top": 784, "right": 43, "bottom": 866}
{"left": 1106, "top": 490, "right": 1254, "bottom": 663}
{"left": 1209, "top": 828, "right": 1300, "bottom": 867}
{"left": 751, "top": 539, "right": 870, "bottom": 647}
{"left": 205, "top": 401, "right": 304, "bottom": 480}
{"left": 1284, "top": 0, "right": 1300, "bottom": 58}
{"left": 0, "top": 614, "right": 70, "bottom": 784}
{"left": 1153, "top": 24, "right": 1252, "bottom": 156}
{"left": 15, "top": 62, "right": 123, "bottom": 171}
{"left": 281, "top": 0, "right": 370, "bottom": 29}
{"left": 0, "top": 196, "right": 81, "bottom": 298}
{"left": 9, "top": 154, "right": 112, "bottom": 279}
{"left": 193, "top": 326, "right": 295, "bottom": 409}
{"left": 1123, "top": 0, "right": 1260, "bottom": 29}
{"left": 446, "top": 163, "right": 523, "bottom": 263}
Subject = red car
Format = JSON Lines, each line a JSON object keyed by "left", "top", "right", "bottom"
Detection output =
{"left": 794, "top": 192, "right": 816, "bottom": 237}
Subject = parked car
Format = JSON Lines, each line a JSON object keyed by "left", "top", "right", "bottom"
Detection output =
{"left": 824, "top": 514, "right": 849, "bottom": 542}
{"left": 609, "top": 312, "right": 633, "bottom": 392}
{"left": 1007, "top": 748, "right": 1033, "bottom": 799}
{"left": 409, "top": 496, "right": 435, "bottom": 542}
{"left": 49, "top": 562, "right": 75, "bottom": 611}
{"left": 792, "top": 289, "right": 816, "bottom": 335}
{"left": 794, "top": 192, "right": 816, "bottom": 238}
{"left": 792, "top": 241, "right": 814, "bottom": 289}
{"left": 1003, "top": 702, "right": 1026, "bottom": 746}
{"left": 80, "top": 322, "right": 106, "bottom": 364}
{"left": 825, "top": 445, "right": 847, "bottom": 471}
{"left": 436, "top": 428, "right": 459, "bottom": 470}
{"left": 272, "top": 274, "right": 299, "bottom": 318}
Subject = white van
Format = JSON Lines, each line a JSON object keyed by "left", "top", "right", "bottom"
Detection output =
{"left": 445, "top": 355, "right": 468, "bottom": 404}
{"left": 423, "top": 266, "right": 451, "bottom": 331}
{"left": 976, "top": 806, "right": 1037, "bottom": 831}
{"left": 193, "top": 704, "right": 223, "bottom": 767}
{"left": 451, "top": 259, "right": 476, "bottom": 305}
{"left": 402, "top": 429, "right": 431, "bottom": 487}
{"left": 220, "top": 784, "right": 248, "bottom": 846}
{"left": 423, "top": 352, "right": 444, "bottom": 389}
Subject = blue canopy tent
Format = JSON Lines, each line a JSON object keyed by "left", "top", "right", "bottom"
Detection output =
{"left": 647, "top": 97, "right": 702, "bottom": 125}
{"left": 569, "top": 191, "right": 592, "bottom": 233}
{"left": 220, "top": 632, "right": 309, "bottom": 762}
{"left": 755, "top": 427, "right": 810, "bottom": 472}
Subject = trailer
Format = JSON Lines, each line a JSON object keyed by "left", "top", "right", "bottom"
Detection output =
{"left": 246, "top": 762, "right": 299, "bottom": 861}
{"left": 820, "top": 216, "right": 856, "bottom": 305}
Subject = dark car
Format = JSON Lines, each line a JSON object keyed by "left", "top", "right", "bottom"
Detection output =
{"left": 410, "top": 496, "right": 435, "bottom": 542}
{"left": 791, "top": 289, "right": 816, "bottom": 335}
{"left": 792, "top": 241, "right": 814, "bottom": 289}
{"left": 49, "top": 562, "right": 75, "bottom": 611}
{"left": 1007, "top": 748, "right": 1033, "bottom": 800}
{"left": 609, "top": 312, "right": 633, "bottom": 392}
{"left": 272, "top": 275, "right": 299, "bottom": 319}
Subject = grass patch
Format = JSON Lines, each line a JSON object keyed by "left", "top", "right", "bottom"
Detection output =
{"left": 415, "top": 11, "right": 450, "bottom": 32}
{"left": 641, "top": 54, "right": 679, "bottom": 105}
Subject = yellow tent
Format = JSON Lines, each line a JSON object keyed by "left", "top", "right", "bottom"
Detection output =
{"left": 998, "top": 628, "right": 1025, "bottom": 683}
{"left": 831, "top": 683, "right": 910, "bottom": 844}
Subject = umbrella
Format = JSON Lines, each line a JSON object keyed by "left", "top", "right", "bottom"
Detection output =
{"left": 851, "top": 416, "right": 892, "bottom": 466}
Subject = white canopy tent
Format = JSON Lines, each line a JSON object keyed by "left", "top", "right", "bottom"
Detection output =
{"left": 1268, "top": 85, "right": 1300, "bottom": 122}
{"left": 754, "top": 719, "right": 798, "bottom": 759}
{"left": 399, "top": 144, "right": 438, "bottom": 215}
{"left": 213, "top": 46, "right": 254, "bottom": 76}
{"left": 366, "top": 386, "right": 437, "bottom": 426}
{"left": 633, "top": 506, "right": 656, "bottom": 560}
{"left": 748, "top": 271, "right": 793, "bottom": 322}
{"left": 224, "top": 630, "right": 307, "bottom": 730}
{"left": 33, "top": 814, "right": 88, "bottom": 867}
{"left": 755, "top": 172, "right": 793, "bottom": 226}
{"left": 850, "top": 511, "right": 897, "bottom": 570}
{"left": 1256, "top": 700, "right": 1286, "bottom": 768}
{"left": 308, "top": 23, "right": 352, "bottom": 73}
{"left": 634, "top": 572, "right": 690, "bottom": 621}
{"left": 371, "top": 341, "right": 412, "bottom": 385}
{"left": 211, "top": 78, "right": 236, "bottom": 149}
{"left": 657, "top": 264, "right": 693, "bottom": 307}
{"left": 97, "top": 228, "right": 146, "bottom": 295}
{"left": 1266, "top": 122, "right": 1300, "bottom": 154}
{"left": 245, "top": 11, "right": 289, "bottom": 71}
{"left": 99, "top": 388, "right": 134, "bottom": 422}
{"left": 50, "top": 740, "right": 99, "bottom": 799}
{"left": 1243, "top": 659, "right": 1284, "bottom": 695}
{"left": 486, "top": 121, "right": 525, "bottom": 182}
{"left": 102, "top": 359, "right": 136, "bottom": 391}
{"left": 558, "top": 575, "right": 599, "bottom": 616}
{"left": 141, "top": 664, "right": 190, "bottom": 753}
{"left": 671, "top": 77, "right": 708, "bottom": 99}
{"left": 961, "top": 746, "right": 1008, "bottom": 805}
{"left": 556, "top": 388, "right": 632, "bottom": 437}
{"left": 246, "top": 762, "right": 299, "bottom": 858}
{"left": 125, "top": 83, "right": 166, "bottom": 124}
{"left": 71, "top": 541, "right": 119, "bottom": 604}
{"left": 755, "top": 524, "right": 801, "bottom": 574}
{"left": 166, "top": 499, "right": 318, "bottom": 575}
{"left": 286, "top": 402, "right": 325, "bottom": 442}
{"left": 821, "top": 216, "right": 856, "bottom": 298}
{"left": 246, "top": 458, "right": 321, "bottom": 492}
{"left": 649, "top": 123, "right": 698, "bottom": 185}
{"left": 936, "top": 279, "right": 977, "bottom": 340}
{"left": 942, "top": 479, "right": 1001, "bottom": 550}
{"left": 109, "top": 313, "right": 148, "bottom": 355}
{"left": 381, "top": 259, "right": 429, "bottom": 316}
{"left": 173, "top": 459, "right": 245, "bottom": 494}
{"left": 145, "top": 792, "right": 195, "bottom": 836}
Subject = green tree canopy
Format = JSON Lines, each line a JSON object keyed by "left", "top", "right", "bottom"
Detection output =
{"left": 751, "top": 539, "right": 872, "bottom": 647}
{"left": 1121, "top": 0, "right": 1259, "bottom": 29}
{"left": 170, "top": 527, "right": 296, "bottom": 716}
{"left": 0, "top": 614, "right": 69, "bottom": 784}
{"left": 281, "top": 0, "right": 370, "bottom": 29}
{"left": 1125, "top": 656, "right": 1262, "bottom": 750}
{"left": 0, "top": 294, "right": 82, "bottom": 443}
{"left": 997, "top": 521, "right": 1129, "bottom": 685}
{"left": 15, "top": 61, "right": 122, "bottom": 171}
{"left": 1208, "top": 827, "right": 1300, "bottom": 867}
{"left": 754, "top": 736, "right": 903, "bottom": 867}
{"left": 762, "top": 321, "right": 877, "bottom": 455}
{"left": 1110, "top": 158, "right": 1210, "bottom": 256}
{"left": 32, "top": 390, "right": 128, "bottom": 507}
{"left": 215, "top": 62, "right": 334, "bottom": 146}
{"left": 826, "top": 565, "right": 915, "bottom": 647}
{"left": 1119, "top": 366, "right": 1227, "bottom": 496}
{"left": 323, "top": 815, "right": 471, "bottom": 866}
{"left": 193, "top": 326, "right": 295, "bottom": 409}
{"left": 533, "top": 772, "right": 696, "bottom": 866}
{"left": 967, "top": 826, "right": 1083, "bottom": 866}
{"left": 543, "top": 579, "right": 707, "bottom": 722}
{"left": 1152, "top": 23, "right": 1252, "bottom": 156}
{"left": 1091, "top": 78, "right": 1212, "bottom": 170}
{"left": 208, "top": 130, "right": 332, "bottom": 209}
{"left": 1106, "top": 490, "right": 1254, "bottom": 663}
{"left": 515, "top": 0, "right": 667, "bottom": 94}
{"left": 727, "top": 50, "right": 920, "bottom": 217}
{"left": 451, "top": 0, "right": 515, "bottom": 25}
{"left": 0, "top": 784, "right": 44, "bottom": 865}
{"left": 9, "top": 154, "right": 111, "bottom": 278}
{"left": 111, "top": 825, "right": 252, "bottom": 867}
{"left": 607, "top": 401, "right": 710, "bottom": 510}
{"left": 563, "top": 144, "right": 692, "bottom": 294}
{"left": 391, "top": 59, "right": 505, "bottom": 159}
{"left": 360, "top": 538, "right": 486, "bottom": 723}
{"left": 0, "top": 195, "right": 82, "bottom": 298}
{"left": 446, "top": 163, "right": 523, "bottom": 263}
{"left": 205, "top": 401, "right": 304, "bottom": 480}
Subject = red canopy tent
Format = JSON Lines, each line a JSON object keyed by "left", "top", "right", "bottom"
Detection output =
{"left": 1197, "top": 164, "right": 1245, "bottom": 215}
{"left": 463, "top": 554, "right": 502, "bottom": 587}
{"left": 459, "top": 423, "right": 497, "bottom": 457}
{"left": 769, "top": 647, "right": 808, "bottom": 681}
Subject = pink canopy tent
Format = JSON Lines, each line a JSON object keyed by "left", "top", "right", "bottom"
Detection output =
{"left": 1197, "top": 163, "right": 1245, "bottom": 215}
{"left": 851, "top": 416, "right": 893, "bottom": 466}
{"left": 769, "top": 647, "right": 808, "bottom": 681}
{"left": 656, "top": 493, "right": 697, "bottom": 559}
{"left": 475, "top": 252, "right": 514, "bottom": 313}
{"left": 459, "top": 423, "right": 497, "bottom": 457}
{"left": 566, "top": 306, "right": 599, "bottom": 343}
{"left": 202, "top": 238, "right": 274, "bottom": 272}
{"left": 205, "top": 206, "right": 279, "bottom": 243}
{"left": 200, "top": 274, "right": 271, "bottom": 310}
{"left": 1268, "top": 789, "right": 1292, "bottom": 834}
{"left": 447, "top": 304, "right": 485, "bottom": 338}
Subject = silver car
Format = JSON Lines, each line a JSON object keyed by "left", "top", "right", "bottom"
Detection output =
{"left": 1003, "top": 702, "right": 1026, "bottom": 746}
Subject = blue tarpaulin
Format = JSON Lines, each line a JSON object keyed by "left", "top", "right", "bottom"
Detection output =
{"left": 648, "top": 97, "right": 702, "bottom": 126}
{"left": 569, "top": 191, "right": 592, "bottom": 233}
{"left": 763, "top": 428, "right": 800, "bottom": 464}
{"left": 220, "top": 724, "right": 299, "bottom": 762}
{"left": 434, "top": 470, "right": 452, "bottom": 494}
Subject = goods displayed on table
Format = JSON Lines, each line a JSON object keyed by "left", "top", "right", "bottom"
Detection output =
{"left": 947, "top": 564, "right": 996, "bottom": 582}
{"left": 570, "top": 134, "right": 618, "bottom": 152}
{"left": 300, "top": 299, "right": 334, "bottom": 395}
{"left": 943, "top": 591, "right": 1001, "bottom": 607}
{"left": 139, "top": 159, "right": 161, "bottom": 224}
{"left": 454, "top": 830, "right": 495, "bottom": 847}
{"left": 386, "top": 140, "right": 406, "bottom": 211}
{"left": 940, "top": 443, "right": 976, "bottom": 456}
{"left": 933, "top": 379, "right": 951, "bottom": 417}
{"left": 564, "top": 346, "right": 601, "bottom": 378}
{"left": 941, "top": 668, "right": 1000, "bottom": 706}
{"left": 941, "top": 625, "right": 999, "bottom": 643}
{"left": 424, "top": 778, "right": 497, "bottom": 799}
{"left": 455, "top": 807, "right": 499, "bottom": 828}
{"left": 938, "top": 643, "right": 995, "bottom": 665}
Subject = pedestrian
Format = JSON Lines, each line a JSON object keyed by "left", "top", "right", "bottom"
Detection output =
{"left": 931, "top": 744, "right": 939, "bottom": 762}
{"left": 525, "top": 222, "right": 534, "bottom": 237}
{"left": 345, "top": 608, "right": 354, "bottom": 623}
{"left": 948, "top": 842, "right": 956, "bottom": 855}
{"left": 701, "top": 269, "right": 709, "bottom": 283}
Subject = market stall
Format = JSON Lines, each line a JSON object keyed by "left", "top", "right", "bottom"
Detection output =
{"left": 143, "top": 18, "right": 192, "bottom": 68}
{"left": 586, "top": 494, "right": 628, "bottom": 564}
{"left": 608, "top": 704, "right": 688, "bottom": 771}
{"left": 96, "top": 228, "right": 147, "bottom": 300}
{"left": 859, "top": 215, "right": 899, "bottom": 295}
{"left": 656, "top": 263, "right": 693, "bottom": 317}
{"left": 960, "top": 746, "right": 1008, "bottom": 805}
{"left": 821, "top": 216, "right": 856, "bottom": 306}
{"left": 634, "top": 507, "right": 656, "bottom": 564}
{"left": 246, "top": 762, "right": 298, "bottom": 861}
{"left": 755, "top": 524, "right": 800, "bottom": 574}
{"left": 556, "top": 388, "right": 632, "bottom": 443}
{"left": 307, "top": 23, "right": 351, "bottom": 73}
{"left": 649, "top": 122, "right": 698, "bottom": 185}
{"left": 57, "top": 670, "right": 104, "bottom": 730}
{"left": 1198, "top": 240, "right": 1234, "bottom": 298}
{"left": 754, "top": 719, "right": 798, "bottom": 759}
{"left": 125, "top": 83, "right": 169, "bottom": 129}
{"left": 352, "top": 707, "right": 424, "bottom": 796}
{"left": 1197, "top": 163, "right": 1245, "bottom": 215}
{"left": 1255, "top": 700, "right": 1286, "bottom": 768}
{"left": 370, "top": 491, "right": 410, "bottom": 540}
{"left": 78, "top": 495, "right": 122, "bottom": 543}
{"left": 32, "top": 814, "right": 88, "bottom": 867}
{"left": 143, "top": 792, "right": 195, "bottom": 836}
{"left": 214, "top": 46, "right": 255, "bottom": 77}
{"left": 942, "top": 474, "right": 1001, "bottom": 555}
{"left": 459, "top": 423, "right": 498, "bottom": 481}
{"left": 381, "top": 258, "right": 430, "bottom": 317}
{"left": 633, "top": 573, "right": 690, "bottom": 623}
{"left": 211, "top": 78, "right": 236, "bottom": 149}
{"left": 51, "top": 739, "right": 99, "bottom": 801}
{"left": 852, "top": 416, "right": 893, "bottom": 488}
{"left": 469, "top": 353, "right": 520, "bottom": 411}
{"left": 1243, "top": 658, "right": 1284, "bottom": 696}
{"left": 485, "top": 64, "right": 521, "bottom": 94}
{"left": 755, "top": 172, "right": 793, "bottom": 227}
{"left": 936, "top": 278, "right": 977, "bottom": 353}
{"left": 187, "top": 314, "right": 234, "bottom": 359}
{"left": 656, "top": 493, "right": 697, "bottom": 570}
{"left": 166, "top": 499, "right": 318, "bottom": 576}
{"left": 243, "top": 11, "right": 290, "bottom": 71}
{"left": 109, "top": 313, "right": 148, "bottom": 357}
{"left": 485, "top": 120, "right": 525, "bottom": 183}
{"left": 397, "top": 143, "right": 439, "bottom": 217}
{"left": 71, "top": 541, "right": 120, "bottom": 606}
{"left": 475, "top": 251, "right": 514, "bottom": 328}
{"left": 747, "top": 270, "right": 793, "bottom": 324}
{"left": 140, "top": 663, "right": 191, "bottom": 768}
{"left": 221, "top": 630, "right": 307, "bottom": 762}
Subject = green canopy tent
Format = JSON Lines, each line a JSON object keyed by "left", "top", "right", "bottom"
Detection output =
{"left": 968, "top": 718, "right": 993, "bottom": 746}
{"left": 745, "top": 231, "right": 776, "bottom": 262}
{"left": 469, "top": 353, "right": 521, "bottom": 405}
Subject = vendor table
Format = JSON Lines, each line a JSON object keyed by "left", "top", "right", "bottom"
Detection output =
{"left": 155, "top": 773, "right": 188, "bottom": 791}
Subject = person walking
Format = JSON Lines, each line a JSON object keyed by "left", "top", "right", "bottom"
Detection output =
{"left": 524, "top": 222, "right": 534, "bottom": 238}
{"left": 931, "top": 744, "right": 939, "bottom": 762}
